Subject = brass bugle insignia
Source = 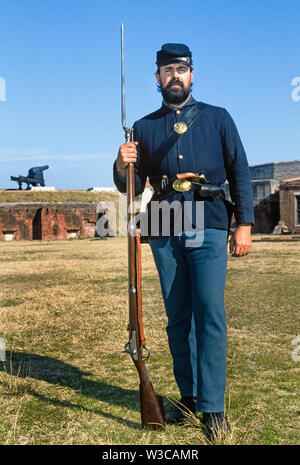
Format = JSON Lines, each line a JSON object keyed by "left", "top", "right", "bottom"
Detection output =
{"left": 172, "top": 179, "right": 192, "bottom": 192}
{"left": 174, "top": 122, "right": 188, "bottom": 134}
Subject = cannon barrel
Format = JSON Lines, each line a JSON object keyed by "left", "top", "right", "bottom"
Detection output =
{"left": 28, "top": 165, "right": 49, "bottom": 176}
{"left": 38, "top": 165, "right": 49, "bottom": 171}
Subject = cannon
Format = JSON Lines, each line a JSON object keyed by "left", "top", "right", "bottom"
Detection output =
{"left": 10, "top": 165, "right": 49, "bottom": 190}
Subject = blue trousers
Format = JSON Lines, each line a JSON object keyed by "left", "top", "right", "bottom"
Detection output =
{"left": 149, "top": 228, "right": 228, "bottom": 413}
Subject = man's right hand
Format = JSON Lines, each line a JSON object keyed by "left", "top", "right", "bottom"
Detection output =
{"left": 116, "top": 142, "right": 138, "bottom": 170}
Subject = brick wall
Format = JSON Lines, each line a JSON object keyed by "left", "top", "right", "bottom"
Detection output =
{"left": 0, "top": 202, "right": 99, "bottom": 241}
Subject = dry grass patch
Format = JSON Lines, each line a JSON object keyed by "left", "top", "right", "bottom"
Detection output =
{"left": 0, "top": 237, "right": 299, "bottom": 445}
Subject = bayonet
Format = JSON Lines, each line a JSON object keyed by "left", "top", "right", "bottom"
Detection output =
{"left": 121, "top": 23, "right": 133, "bottom": 142}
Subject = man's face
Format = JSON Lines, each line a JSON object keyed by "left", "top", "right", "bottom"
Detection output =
{"left": 156, "top": 63, "right": 194, "bottom": 104}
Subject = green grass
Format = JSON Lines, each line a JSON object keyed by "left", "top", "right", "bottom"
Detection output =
{"left": 0, "top": 237, "right": 299, "bottom": 445}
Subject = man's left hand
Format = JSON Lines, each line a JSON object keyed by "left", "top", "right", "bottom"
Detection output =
{"left": 229, "top": 225, "right": 252, "bottom": 257}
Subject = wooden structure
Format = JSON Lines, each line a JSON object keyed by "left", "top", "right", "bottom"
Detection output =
{"left": 279, "top": 178, "right": 300, "bottom": 234}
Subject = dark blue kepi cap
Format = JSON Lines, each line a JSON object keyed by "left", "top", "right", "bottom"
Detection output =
{"left": 156, "top": 43, "right": 193, "bottom": 67}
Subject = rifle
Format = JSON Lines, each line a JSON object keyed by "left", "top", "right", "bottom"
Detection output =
{"left": 121, "top": 23, "right": 165, "bottom": 430}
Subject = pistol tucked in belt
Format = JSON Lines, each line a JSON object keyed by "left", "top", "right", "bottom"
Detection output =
{"left": 150, "top": 172, "right": 226, "bottom": 201}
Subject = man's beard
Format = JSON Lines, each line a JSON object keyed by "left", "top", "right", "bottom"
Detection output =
{"left": 161, "top": 78, "right": 191, "bottom": 104}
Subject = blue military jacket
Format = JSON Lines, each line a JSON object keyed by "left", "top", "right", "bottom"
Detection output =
{"left": 114, "top": 96, "right": 254, "bottom": 232}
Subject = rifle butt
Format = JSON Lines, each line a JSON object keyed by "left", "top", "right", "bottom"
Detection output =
{"left": 139, "top": 378, "right": 165, "bottom": 430}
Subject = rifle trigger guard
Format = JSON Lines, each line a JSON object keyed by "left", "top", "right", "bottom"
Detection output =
{"left": 142, "top": 346, "right": 150, "bottom": 361}
{"left": 123, "top": 342, "right": 150, "bottom": 361}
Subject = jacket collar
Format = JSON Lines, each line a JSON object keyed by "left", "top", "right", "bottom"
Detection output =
{"left": 161, "top": 94, "right": 197, "bottom": 113}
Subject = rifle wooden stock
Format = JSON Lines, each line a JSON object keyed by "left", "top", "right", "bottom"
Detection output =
{"left": 138, "top": 360, "right": 165, "bottom": 430}
{"left": 126, "top": 154, "right": 165, "bottom": 430}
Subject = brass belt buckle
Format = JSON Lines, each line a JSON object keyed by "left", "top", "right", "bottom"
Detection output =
{"left": 172, "top": 179, "right": 192, "bottom": 192}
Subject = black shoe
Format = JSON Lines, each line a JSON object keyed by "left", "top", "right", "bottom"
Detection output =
{"left": 202, "top": 412, "right": 231, "bottom": 440}
{"left": 168, "top": 397, "right": 197, "bottom": 424}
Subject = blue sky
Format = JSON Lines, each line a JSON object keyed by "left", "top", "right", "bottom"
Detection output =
{"left": 0, "top": 0, "right": 299, "bottom": 189}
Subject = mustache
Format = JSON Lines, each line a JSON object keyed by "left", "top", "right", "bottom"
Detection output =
{"left": 166, "top": 79, "right": 184, "bottom": 89}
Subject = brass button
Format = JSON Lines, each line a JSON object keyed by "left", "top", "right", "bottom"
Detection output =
{"left": 178, "top": 154, "right": 184, "bottom": 159}
{"left": 176, "top": 110, "right": 181, "bottom": 115}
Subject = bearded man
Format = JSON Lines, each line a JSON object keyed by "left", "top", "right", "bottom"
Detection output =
{"left": 113, "top": 43, "right": 254, "bottom": 438}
